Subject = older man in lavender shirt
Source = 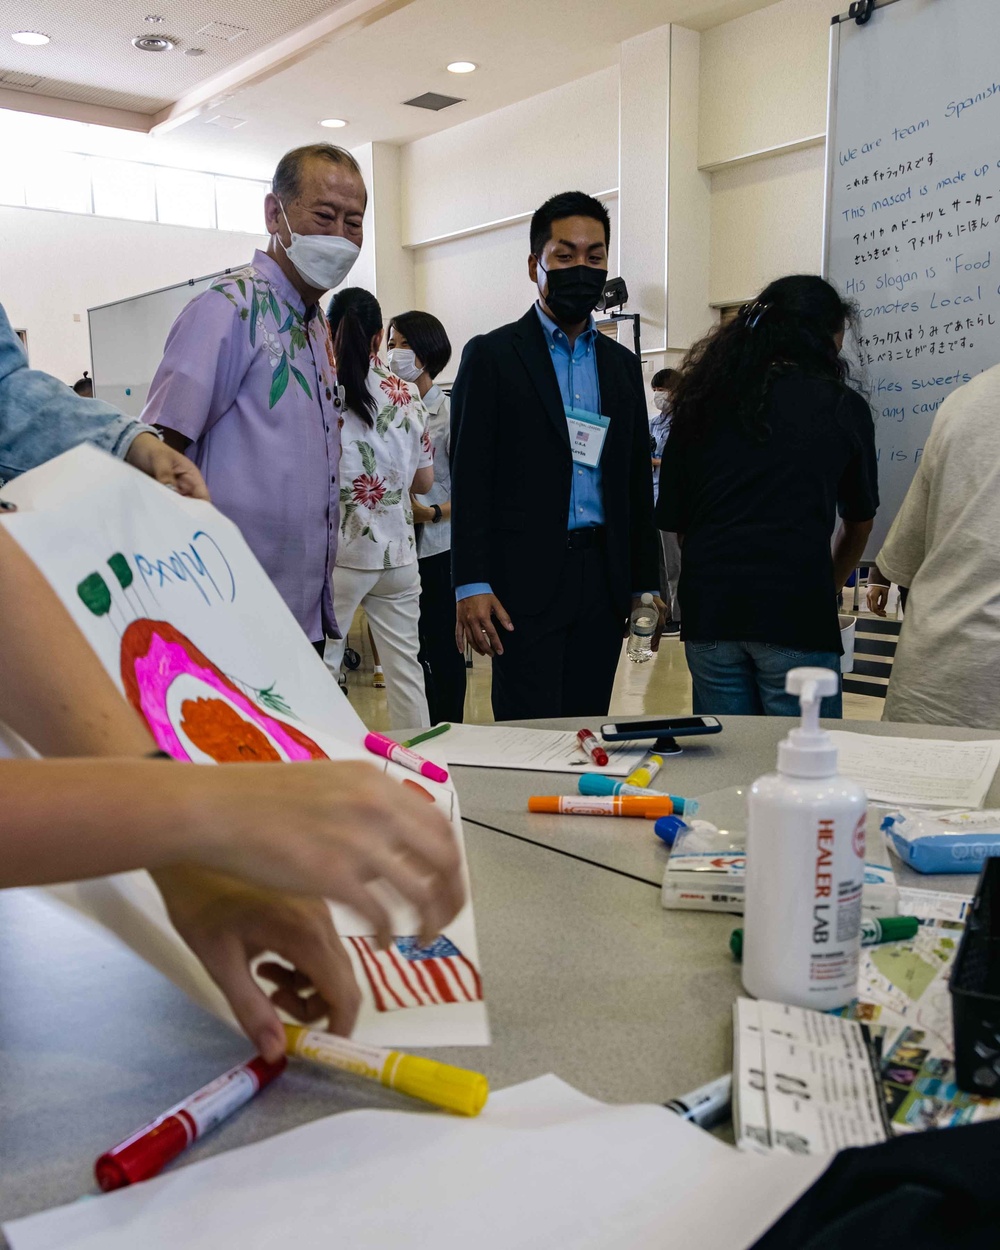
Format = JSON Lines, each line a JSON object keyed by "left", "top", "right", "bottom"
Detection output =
{"left": 142, "top": 144, "right": 367, "bottom": 650}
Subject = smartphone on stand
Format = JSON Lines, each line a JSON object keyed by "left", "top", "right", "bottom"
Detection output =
{"left": 600, "top": 716, "right": 722, "bottom": 756}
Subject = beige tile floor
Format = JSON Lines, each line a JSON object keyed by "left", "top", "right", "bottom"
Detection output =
{"left": 339, "top": 607, "right": 884, "bottom": 730}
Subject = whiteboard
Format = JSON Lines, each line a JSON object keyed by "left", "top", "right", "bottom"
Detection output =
{"left": 88, "top": 269, "right": 243, "bottom": 417}
{"left": 825, "top": 0, "right": 1000, "bottom": 559}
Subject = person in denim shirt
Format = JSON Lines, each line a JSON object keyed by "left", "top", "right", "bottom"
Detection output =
{"left": 0, "top": 302, "right": 207, "bottom": 497}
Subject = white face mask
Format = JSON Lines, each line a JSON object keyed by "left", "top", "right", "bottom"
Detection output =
{"left": 387, "top": 348, "right": 423, "bottom": 382}
{"left": 653, "top": 392, "right": 671, "bottom": 412}
{"left": 275, "top": 200, "right": 360, "bottom": 291}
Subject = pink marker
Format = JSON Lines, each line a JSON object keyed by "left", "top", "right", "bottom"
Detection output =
{"left": 364, "top": 731, "right": 449, "bottom": 783}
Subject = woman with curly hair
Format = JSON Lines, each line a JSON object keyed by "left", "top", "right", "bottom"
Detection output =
{"left": 325, "top": 287, "right": 434, "bottom": 729}
{"left": 655, "top": 275, "right": 879, "bottom": 717}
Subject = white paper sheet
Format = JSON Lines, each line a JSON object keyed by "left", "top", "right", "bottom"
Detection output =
{"left": 829, "top": 732, "right": 1000, "bottom": 808}
{"left": 0, "top": 447, "right": 488, "bottom": 1046}
{"left": 895, "top": 886, "right": 974, "bottom": 925}
{"left": 419, "top": 722, "right": 649, "bottom": 775}
{"left": 3, "top": 1076, "right": 826, "bottom": 1250}
{"left": 735, "top": 1000, "right": 887, "bottom": 1157}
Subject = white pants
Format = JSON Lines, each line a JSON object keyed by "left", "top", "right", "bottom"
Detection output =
{"left": 325, "top": 562, "right": 430, "bottom": 731}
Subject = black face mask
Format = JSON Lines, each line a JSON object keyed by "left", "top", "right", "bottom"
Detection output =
{"left": 540, "top": 263, "right": 608, "bottom": 324}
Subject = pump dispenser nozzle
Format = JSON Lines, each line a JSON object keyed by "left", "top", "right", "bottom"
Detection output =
{"left": 778, "top": 667, "right": 840, "bottom": 778}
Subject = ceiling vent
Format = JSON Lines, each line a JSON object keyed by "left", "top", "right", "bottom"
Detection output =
{"left": 131, "top": 34, "right": 176, "bottom": 52}
{"left": 0, "top": 71, "right": 43, "bottom": 89}
{"left": 402, "top": 92, "right": 464, "bottom": 111}
{"left": 197, "top": 21, "right": 250, "bottom": 41}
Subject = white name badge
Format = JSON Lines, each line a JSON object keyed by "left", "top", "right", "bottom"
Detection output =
{"left": 566, "top": 406, "right": 610, "bottom": 467}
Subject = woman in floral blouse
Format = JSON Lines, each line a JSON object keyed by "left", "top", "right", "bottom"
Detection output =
{"left": 325, "top": 287, "right": 434, "bottom": 729}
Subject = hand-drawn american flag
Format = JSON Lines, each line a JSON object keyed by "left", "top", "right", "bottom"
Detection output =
{"left": 346, "top": 935, "right": 483, "bottom": 1013}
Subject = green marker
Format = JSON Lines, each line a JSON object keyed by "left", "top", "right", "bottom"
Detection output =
{"left": 401, "top": 723, "right": 452, "bottom": 749}
{"left": 730, "top": 915, "right": 919, "bottom": 962}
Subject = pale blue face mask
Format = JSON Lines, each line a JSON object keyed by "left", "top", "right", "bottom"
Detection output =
{"left": 275, "top": 200, "right": 360, "bottom": 291}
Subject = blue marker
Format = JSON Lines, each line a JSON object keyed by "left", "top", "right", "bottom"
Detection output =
{"left": 578, "top": 773, "right": 698, "bottom": 814}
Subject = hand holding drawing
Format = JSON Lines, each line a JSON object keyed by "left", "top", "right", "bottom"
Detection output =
{"left": 0, "top": 521, "right": 466, "bottom": 1053}
{"left": 124, "top": 432, "right": 210, "bottom": 501}
{"left": 189, "top": 761, "right": 466, "bottom": 947}
{"left": 153, "top": 867, "right": 360, "bottom": 1063}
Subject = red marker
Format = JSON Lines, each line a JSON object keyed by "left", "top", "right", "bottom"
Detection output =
{"left": 95, "top": 1055, "right": 286, "bottom": 1191}
{"left": 576, "top": 728, "right": 609, "bottom": 767}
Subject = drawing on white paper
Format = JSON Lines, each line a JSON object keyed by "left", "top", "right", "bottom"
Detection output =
{"left": 345, "top": 935, "right": 483, "bottom": 1013}
{"left": 0, "top": 446, "right": 489, "bottom": 1047}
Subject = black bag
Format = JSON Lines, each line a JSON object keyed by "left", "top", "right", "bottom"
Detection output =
{"left": 751, "top": 1120, "right": 1000, "bottom": 1249}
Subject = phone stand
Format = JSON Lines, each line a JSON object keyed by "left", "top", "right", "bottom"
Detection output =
{"left": 653, "top": 736, "right": 683, "bottom": 757}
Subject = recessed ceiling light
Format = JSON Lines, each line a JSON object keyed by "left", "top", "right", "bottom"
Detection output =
{"left": 320, "top": 118, "right": 347, "bottom": 128}
{"left": 12, "top": 31, "right": 50, "bottom": 46}
{"left": 184, "top": 47, "right": 206, "bottom": 57}
{"left": 447, "top": 61, "right": 477, "bottom": 74}
{"left": 132, "top": 34, "right": 174, "bottom": 52}
{"left": 145, "top": 14, "right": 164, "bottom": 22}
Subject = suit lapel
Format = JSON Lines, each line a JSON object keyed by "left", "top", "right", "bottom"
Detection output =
{"left": 512, "top": 308, "right": 570, "bottom": 449}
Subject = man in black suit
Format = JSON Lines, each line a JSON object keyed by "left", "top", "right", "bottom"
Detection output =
{"left": 450, "top": 190, "right": 664, "bottom": 721}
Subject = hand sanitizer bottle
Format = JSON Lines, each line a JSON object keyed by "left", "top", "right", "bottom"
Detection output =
{"left": 742, "top": 668, "right": 866, "bottom": 1010}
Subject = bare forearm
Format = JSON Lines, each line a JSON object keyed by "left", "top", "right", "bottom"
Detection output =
{"left": 833, "top": 520, "right": 874, "bottom": 591}
{"left": 0, "top": 527, "right": 154, "bottom": 756}
{"left": 0, "top": 759, "right": 206, "bottom": 886}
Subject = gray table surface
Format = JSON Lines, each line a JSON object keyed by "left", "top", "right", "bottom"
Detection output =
{"left": 0, "top": 820, "right": 738, "bottom": 1233}
{"left": 442, "top": 716, "right": 1000, "bottom": 895}
{"left": 5, "top": 714, "right": 995, "bottom": 1236}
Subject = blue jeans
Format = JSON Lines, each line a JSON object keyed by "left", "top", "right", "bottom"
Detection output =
{"left": 686, "top": 640, "right": 842, "bottom": 718}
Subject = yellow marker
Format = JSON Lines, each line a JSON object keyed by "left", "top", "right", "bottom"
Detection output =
{"left": 284, "top": 1024, "right": 489, "bottom": 1117}
{"left": 625, "top": 754, "right": 664, "bottom": 789}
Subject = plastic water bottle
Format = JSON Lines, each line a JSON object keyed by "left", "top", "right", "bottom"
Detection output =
{"left": 627, "top": 593, "right": 657, "bottom": 663}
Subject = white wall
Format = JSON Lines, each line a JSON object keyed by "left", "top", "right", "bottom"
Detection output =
{"left": 401, "top": 67, "right": 620, "bottom": 246}
{"left": 0, "top": 206, "right": 264, "bottom": 382}
{"left": 699, "top": 0, "right": 831, "bottom": 309}
{"left": 709, "top": 143, "right": 825, "bottom": 304}
{"left": 619, "top": 25, "right": 671, "bottom": 355}
{"left": 698, "top": 0, "right": 829, "bottom": 167}
{"left": 666, "top": 26, "right": 712, "bottom": 350}
{"left": 347, "top": 141, "right": 415, "bottom": 320}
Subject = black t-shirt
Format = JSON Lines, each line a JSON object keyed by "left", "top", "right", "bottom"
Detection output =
{"left": 655, "top": 372, "right": 879, "bottom": 654}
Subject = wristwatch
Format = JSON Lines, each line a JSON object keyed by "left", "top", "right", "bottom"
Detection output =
{"left": 431, "top": 504, "right": 443, "bottom": 524}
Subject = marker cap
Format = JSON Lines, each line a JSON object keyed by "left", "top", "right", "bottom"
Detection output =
{"left": 875, "top": 915, "right": 919, "bottom": 942}
{"left": 96, "top": 1117, "right": 189, "bottom": 1191}
{"left": 390, "top": 1054, "right": 489, "bottom": 1117}
{"left": 653, "top": 815, "right": 689, "bottom": 846}
{"left": 578, "top": 774, "right": 618, "bottom": 797}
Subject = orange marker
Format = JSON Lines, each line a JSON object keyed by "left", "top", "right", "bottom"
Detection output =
{"left": 528, "top": 795, "right": 675, "bottom": 819}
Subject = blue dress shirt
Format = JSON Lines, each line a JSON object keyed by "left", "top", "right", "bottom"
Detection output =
{"left": 456, "top": 303, "right": 605, "bottom": 602}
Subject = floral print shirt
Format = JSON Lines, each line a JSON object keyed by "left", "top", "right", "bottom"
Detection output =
{"left": 337, "top": 360, "right": 433, "bottom": 571}
{"left": 141, "top": 250, "right": 343, "bottom": 641}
